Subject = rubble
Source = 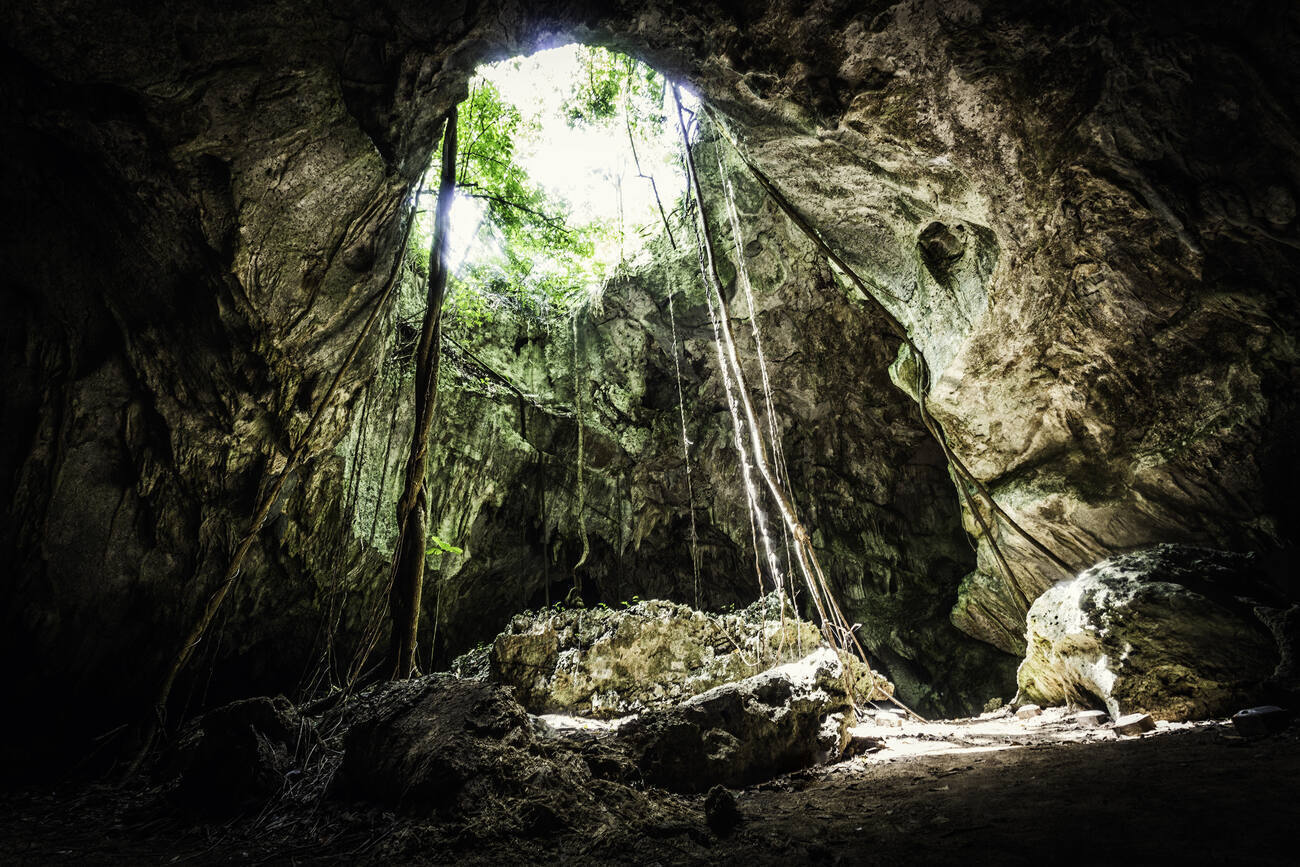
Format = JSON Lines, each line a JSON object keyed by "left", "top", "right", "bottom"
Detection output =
{"left": 618, "top": 648, "right": 855, "bottom": 792}
{"left": 486, "top": 595, "right": 891, "bottom": 717}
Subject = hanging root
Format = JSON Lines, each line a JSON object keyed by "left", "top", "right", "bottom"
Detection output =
{"left": 674, "top": 85, "right": 921, "bottom": 721}
{"left": 571, "top": 314, "right": 590, "bottom": 583}
{"left": 665, "top": 274, "right": 702, "bottom": 607}
{"left": 704, "top": 107, "right": 1074, "bottom": 599}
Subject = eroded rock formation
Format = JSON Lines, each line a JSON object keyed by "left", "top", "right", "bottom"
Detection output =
{"left": 1016, "top": 545, "right": 1281, "bottom": 720}
{"left": 619, "top": 647, "right": 855, "bottom": 792}
{"left": 488, "top": 597, "right": 828, "bottom": 717}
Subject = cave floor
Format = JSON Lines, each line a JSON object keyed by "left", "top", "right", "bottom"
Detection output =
{"left": 2, "top": 714, "right": 1296, "bottom": 865}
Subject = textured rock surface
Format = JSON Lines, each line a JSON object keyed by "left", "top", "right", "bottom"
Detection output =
{"left": 338, "top": 663, "right": 850, "bottom": 806}
{"left": 405, "top": 126, "right": 1018, "bottom": 719}
{"left": 489, "top": 595, "right": 835, "bottom": 717}
{"left": 2, "top": 0, "right": 1297, "bottom": 760}
{"left": 334, "top": 675, "right": 697, "bottom": 835}
{"left": 339, "top": 675, "right": 536, "bottom": 810}
{"left": 618, "top": 648, "right": 854, "bottom": 792}
{"left": 174, "top": 696, "right": 312, "bottom": 813}
{"left": 1017, "top": 545, "right": 1280, "bottom": 720}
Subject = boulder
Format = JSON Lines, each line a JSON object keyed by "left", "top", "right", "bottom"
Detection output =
{"left": 174, "top": 696, "right": 311, "bottom": 813}
{"left": 488, "top": 594, "right": 879, "bottom": 717}
{"left": 617, "top": 648, "right": 854, "bottom": 792}
{"left": 338, "top": 675, "right": 535, "bottom": 811}
{"left": 1017, "top": 546, "right": 1279, "bottom": 721}
{"left": 333, "top": 675, "right": 696, "bottom": 834}
{"left": 1231, "top": 706, "right": 1293, "bottom": 738}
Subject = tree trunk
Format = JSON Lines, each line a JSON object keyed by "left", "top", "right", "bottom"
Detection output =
{"left": 390, "top": 107, "right": 458, "bottom": 679}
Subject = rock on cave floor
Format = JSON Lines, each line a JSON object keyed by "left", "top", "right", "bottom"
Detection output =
{"left": 1, "top": 714, "right": 1296, "bottom": 865}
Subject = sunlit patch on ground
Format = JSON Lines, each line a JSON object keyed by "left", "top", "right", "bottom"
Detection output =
{"left": 842, "top": 705, "right": 1214, "bottom": 764}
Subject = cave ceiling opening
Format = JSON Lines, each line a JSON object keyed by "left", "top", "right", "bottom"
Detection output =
{"left": 380, "top": 41, "right": 883, "bottom": 689}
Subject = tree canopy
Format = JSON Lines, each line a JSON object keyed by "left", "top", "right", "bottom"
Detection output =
{"left": 405, "top": 45, "right": 683, "bottom": 333}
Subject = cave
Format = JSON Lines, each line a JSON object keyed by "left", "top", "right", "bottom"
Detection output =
{"left": 2, "top": 1, "right": 1298, "bottom": 863}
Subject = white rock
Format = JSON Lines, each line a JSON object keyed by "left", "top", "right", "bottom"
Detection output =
{"left": 1075, "top": 710, "right": 1108, "bottom": 728}
{"left": 1016, "top": 546, "right": 1277, "bottom": 722}
{"left": 1015, "top": 704, "right": 1042, "bottom": 720}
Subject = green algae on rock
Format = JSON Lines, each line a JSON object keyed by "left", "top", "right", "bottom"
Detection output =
{"left": 486, "top": 594, "right": 888, "bottom": 717}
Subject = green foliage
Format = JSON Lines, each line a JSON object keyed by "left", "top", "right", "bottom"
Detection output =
{"left": 413, "top": 77, "right": 611, "bottom": 330}
{"left": 456, "top": 80, "right": 572, "bottom": 250}
{"left": 405, "top": 47, "right": 679, "bottom": 339}
{"left": 425, "top": 534, "right": 464, "bottom": 557}
{"left": 564, "top": 47, "right": 665, "bottom": 133}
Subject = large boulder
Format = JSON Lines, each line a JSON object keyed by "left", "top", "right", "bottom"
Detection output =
{"left": 334, "top": 675, "right": 698, "bottom": 836}
{"left": 1016, "top": 545, "right": 1280, "bottom": 720}
{"left": 618, "top": 648, "right": 855, "bottom": 792}
{"left": 488, "top": 594, "right": 861, "bottom": 717}
{"left": 338, "top": 649, "right": 874, "bottom": 810}
{"left": 174, "top": 696, "right": 312, "bottom": 813}
{"left": 338, "top": 675, "right": 536, "bottom": 812}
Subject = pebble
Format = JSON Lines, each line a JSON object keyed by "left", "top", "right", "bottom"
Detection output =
{"left": 1113, "top": 712, "right": 1156, "bottom": 735}
{"left": 1015, "top": 704, "right": 1042, "bottom": 720}
{"left": 1076, "top": 710, "right": 1109, "bottom": 728}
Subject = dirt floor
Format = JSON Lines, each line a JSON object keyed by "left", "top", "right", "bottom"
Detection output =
{"left": 2, "top": 710, "right": 1297, "bottom": 865}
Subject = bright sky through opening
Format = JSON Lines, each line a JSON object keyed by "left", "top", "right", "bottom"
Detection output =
{"left": 435, "top": 44, "right": 698, "bottom": 288}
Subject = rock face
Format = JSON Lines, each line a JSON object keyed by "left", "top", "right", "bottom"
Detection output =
{"left": 618, "top": 648, "right": 854, "bottom": 792}
{"left": 1017, "top": 546, "right": 1280, "bottom": 720}
{"left": 489, "top": 595, "right": 834, "bottom": 717}
{"left": 2, "top": 0, "right": 1298, "bottom": 760}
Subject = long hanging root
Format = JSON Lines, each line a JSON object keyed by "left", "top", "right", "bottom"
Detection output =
{"left": 571, "top": 314, "right": 589, "bottom": 588}
{"left": 704, "top": 108, "right": 1074, "bottom": 596}
{"left": 665, "top": 276, "right": 702, "bottom": 607}
{"left": 674, "top": 85, "right": 919, "bottom": 720}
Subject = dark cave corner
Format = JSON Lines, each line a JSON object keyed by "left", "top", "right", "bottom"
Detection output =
{"left": 1, "top": 0, "right": 1299, "bottom": 863}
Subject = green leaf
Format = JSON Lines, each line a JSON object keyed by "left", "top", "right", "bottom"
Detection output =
{"left": 426, "top": 534, "right": 463, "bottom": 556}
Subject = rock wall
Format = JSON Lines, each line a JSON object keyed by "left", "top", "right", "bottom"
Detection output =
{"left": 2, "top": 0, "right": 1297, "bottom": 756}
{"left": 368, "top": 126, "right": 1019, "bottom": 717}
{"left": 684, "top": 1, "right": 1300, "bottom": 653}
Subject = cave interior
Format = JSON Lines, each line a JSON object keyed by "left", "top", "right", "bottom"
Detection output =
{"left": 2, "top": 0, "right": 1299, "bottom": 863}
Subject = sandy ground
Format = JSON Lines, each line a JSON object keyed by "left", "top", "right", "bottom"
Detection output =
{"left": 2, "top": 708, "right": 1296, "bottom": 865}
